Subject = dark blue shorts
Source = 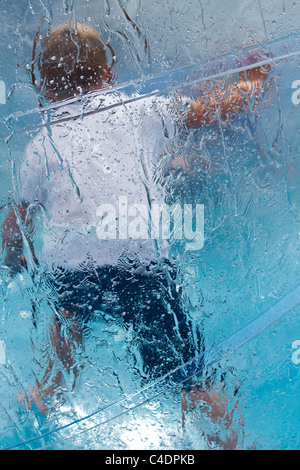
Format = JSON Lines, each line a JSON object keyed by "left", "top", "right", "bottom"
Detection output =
{"left": 51, "top": 260, "right": 204, "bottom": 382}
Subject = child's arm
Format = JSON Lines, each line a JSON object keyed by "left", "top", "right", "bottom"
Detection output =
{"left": 185, "top": 63, "right": 271, "bottom": 128}
{"left": 160, "top": 64, "right": 272, "bottom": 173}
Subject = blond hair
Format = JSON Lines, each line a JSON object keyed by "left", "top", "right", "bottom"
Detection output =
{"left": 38, "top": 23, "right": 111, "bottom": 99}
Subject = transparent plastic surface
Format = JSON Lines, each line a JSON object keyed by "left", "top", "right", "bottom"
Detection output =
{"left": 0, "top": 0, "right": 299, "bottom": 451}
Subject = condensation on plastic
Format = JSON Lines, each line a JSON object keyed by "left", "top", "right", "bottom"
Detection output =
{"left": 0, "top": 0, "right": 300, "bottom": 451}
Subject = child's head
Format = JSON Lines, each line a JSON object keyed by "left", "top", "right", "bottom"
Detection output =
{"left": 37, "top": 23, "right": 114, "bottom": 101}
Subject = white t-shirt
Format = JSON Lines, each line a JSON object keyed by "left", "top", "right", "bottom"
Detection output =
{"left": 18, "top": 92, "right": 177, "bottom": 270}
